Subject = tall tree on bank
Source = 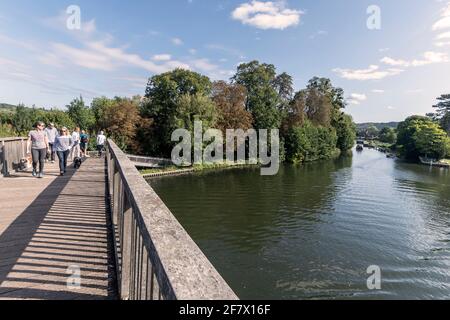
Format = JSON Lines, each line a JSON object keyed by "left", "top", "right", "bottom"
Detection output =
{"left": 432, "top": 94, "right": 450, "bottom": 134}
{"left": 103, "top": 97, "right": 141, "bottom": 152}
{"left": 397, "top": 115, "right": 450, "bottom": 160}
{"left": 304, "top": 77, "right": 354, "bottom": 151}
{"left": 141, "top": 69, "right": 212, "bottom": 157}
{"left": 212, "top": 81, "right": 253, "bottom": 134}
{"left": 66, "top": 96, "right": 95, "bottom": 130}
{"left": 231, "top": 61, "right": 282, "bottom": 129}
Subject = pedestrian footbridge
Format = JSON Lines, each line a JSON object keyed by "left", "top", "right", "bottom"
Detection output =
{"left": 0, "top": 137, "right": 237, "bottom": 300}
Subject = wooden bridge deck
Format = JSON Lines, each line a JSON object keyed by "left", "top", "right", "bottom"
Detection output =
{"left": 0, "top": 157, "right": 117, "bottom": 300}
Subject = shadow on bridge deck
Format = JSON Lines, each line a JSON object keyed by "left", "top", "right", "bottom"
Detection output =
{"left": 0, "top": 158, "right": 117, "bottom": 300}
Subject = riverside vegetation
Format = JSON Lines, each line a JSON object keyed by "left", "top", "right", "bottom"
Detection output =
{"left": 1, "top": 61, "right": 450, "bottom": 167}
{"left": 0, "top": 61, "right": 356, "bottom": 166}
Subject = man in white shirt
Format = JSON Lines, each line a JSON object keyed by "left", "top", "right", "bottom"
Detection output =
{"left": 70, "top": 127, "right": 81, "bottom": 160}
{"left": 44, "top": 123, "right": 58, "bottom": 163}
{"left": 96, "top": 131, "right": 106, "bottom": 157}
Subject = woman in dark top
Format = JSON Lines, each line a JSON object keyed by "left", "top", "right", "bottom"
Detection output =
{"left": 27, "top": 121, "right": 49, "bottom": 178}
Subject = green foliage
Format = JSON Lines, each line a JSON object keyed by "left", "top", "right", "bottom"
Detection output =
{"left": 335, "top": 114, "right": 357, "bottom": 151}
{"left": 413, "top": 123, "right": 450, "bottom": 160}
{"left": 11, "top": 104, "right": 36, "bottom": 135}
{"left": 0, "top": 123, "right": 16, "bottom": 138}
{"left": 284, "top": 120, "right": 338, "bottom": 163}
{"left": 232, "top": 61, "right": 282, "bottom": 129}
{"left": 175, "top": 93, "right": 217, "bottom": 131}
{"left": 141, "top": 69, "right": 212, "bottom": 157}
{"left": 379, "top": 127, "right": 397, "bottom": 144}
{"left": 66, "top": 96, "right": 95, "bottom": 130}
{"left": 91, "top": 96, "right": 115, "bottom": 132}
{"left": 397, "top": 115, "right": 450, "bottom": 160}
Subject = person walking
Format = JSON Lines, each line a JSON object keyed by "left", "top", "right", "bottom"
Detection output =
{"left": 27, "top": 121, "right": 49, "bottom": 178}
{"left": 45, "top": 122, "right": 58, "bottom": 163}
{"left": 96, "top": 131, "right": 106, "bottom": 157}
{"left": 80, "top": 130, "right": 89, "bottom": 158}
{"left": 54, "top": 127, "right": 73, "bottom": 176}
{"left": 70, "top": 127, "right": 81, "bottom": 160}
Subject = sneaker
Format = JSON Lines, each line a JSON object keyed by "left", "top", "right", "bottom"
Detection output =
{"left": 60, "top": 172, "right": 64, "bottom": 176}
{"left": 51, "top": 160, "right": 55, "bottom": 164}
{"left": 32, "top": 170, "right": 37, "bottom": 177}
{"left": 38, "top": 172, "right": 44, "bottom": 179}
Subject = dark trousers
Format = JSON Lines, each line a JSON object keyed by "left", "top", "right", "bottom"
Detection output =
{"left": 31, "top": 148, "right": 46, "bottom": 173}
{"left": 57, "top": 150, "right": 70, "bottom": 173}
{"left": 97, "top": 145, "right": 104, "bottom": 156}
{"left": 47, "top": 143, "right": 56, "bottom": 161}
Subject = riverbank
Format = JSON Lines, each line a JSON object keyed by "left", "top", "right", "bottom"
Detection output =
{"left": 141, "top": 161, "right": 261, "bottom": 178}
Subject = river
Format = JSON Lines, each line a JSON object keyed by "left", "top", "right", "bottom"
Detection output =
{"left": 149, "top": 148, "right": 450, "bottom": 299}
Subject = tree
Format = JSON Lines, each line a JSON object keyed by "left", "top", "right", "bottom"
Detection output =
{"left": 432, "top": 94, "right": 450, "bottom": 134}
{"left": 413, "top": 122, "right": 450, "bottom": 160}
{"left": 433, "top": 94, "right": 450, "bottom": 118}
{"left": 141, "top": 69, "right": 212, "bottom": 156}
{"left": 91, "top": 97, "right": 115, "bottom": 132}
{"left": 175, "top": 93, "right": 217, "bottom": 132}
{"left": 281, "top": 90, "right": 306, "bottom": 136}
{"left": 11, "top": 104, "right": 35, "bottom": 135}
{"left": 101, "top": 98, "right": 141, "bottom": 151}
{"left": 284, "top": 120, "right": 337, "bottom": 163}
{"left": 379, "top": 127, "right": 397, "bottom": 144}
{"left": 212, "top": 81, "right": 253, "bottom": 134}
{"left": 335, "top": 114, "right": 357, "bottom": 151}
{"left": 365, "top": 124, "right": 379, "bottom": 138}
{"left": 273, "top": 72, "right": 294, "bottom": 112}
{"left": 232, "top": 61, "right": 281, "bottom": 129}
{"left": 397, "top": 115, "right": 450, "bottom": 160}
{"left": 66, "top": 96, "right": 95, "bottom": 130}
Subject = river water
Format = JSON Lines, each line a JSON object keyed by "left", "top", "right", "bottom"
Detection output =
{"left": 149, "top": 148, "right": 450, "bottom": 299}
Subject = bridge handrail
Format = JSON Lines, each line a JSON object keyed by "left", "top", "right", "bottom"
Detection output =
{"left": 106, "top": 139, "right": 238, "bottom": 300}
{"left": 0, "top": 137, "right": 27, "bottom": 177}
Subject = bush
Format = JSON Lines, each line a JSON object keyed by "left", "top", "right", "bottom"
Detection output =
{"left": 285, "top": 120, "right": 338, "bottom": 163}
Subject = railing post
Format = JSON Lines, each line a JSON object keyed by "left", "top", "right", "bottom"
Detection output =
{"left": 120, "top": 191, "right": 133, "bottom": 300}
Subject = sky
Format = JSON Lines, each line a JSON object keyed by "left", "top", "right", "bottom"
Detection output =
{"left": 0, "top": 0, "right": 449, "bottom": 123}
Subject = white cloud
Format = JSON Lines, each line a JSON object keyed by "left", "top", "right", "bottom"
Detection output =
{"left": 231, "top": 1, "right": 303, "bottom": 30}
{"left": 381, "top": 51, "right": 448, "bottom": 67}
{"left": 190, "top": 58, "right": 218, "bottom": 72}
{"left": 372, "top": 89, "right": 385, "bottom": 93}
{"left": 46, "top": 41, "right": 190, "bottom": 73}
{"left": 411, "top": 51, "right": 448, "bottom": 66}
{"left": 333, "top": 65, "right": 403, "bottom": 81}
{"left": 152, "top": 54, "right": 172, "bottom": 61}
{"left": 432, "top": 2, "right": 450, "bottom": 30}
{"left": 347, "top": 93, "right": 367, "bottom": 105}
{"left": 380, "top": 57, "right": 410, "bottom": 67}
{"left": 435, "top": 41, "right": 450, "bottom": 47}
{"left": 436, "top": 31, "right": 450, "bottom": 39}
{"left": 172, "top": 37, "right": 183, "bottom": 45}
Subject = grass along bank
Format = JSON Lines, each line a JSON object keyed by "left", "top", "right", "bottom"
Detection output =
{"left": 140, "top": 161, "right": 261, "bottom": 177}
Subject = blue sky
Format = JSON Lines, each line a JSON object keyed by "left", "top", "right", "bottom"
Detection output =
{"left": 0, "top": 0, "right": 449, "bottom": 122}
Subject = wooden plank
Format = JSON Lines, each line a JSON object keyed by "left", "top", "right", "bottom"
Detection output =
{"left": 0, "top": 158, "right": 117, "bottom": 300}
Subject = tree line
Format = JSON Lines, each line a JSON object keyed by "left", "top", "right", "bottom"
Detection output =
{"left": 0, "top": 60, "right": 357, "bottom": 163}
{"left": 356, "top": 95, "right": 450, "bottom": 161}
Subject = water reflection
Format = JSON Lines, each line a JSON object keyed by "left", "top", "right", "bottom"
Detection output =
{"left": 150, "top": 149, "right": 450, "bottom": 299}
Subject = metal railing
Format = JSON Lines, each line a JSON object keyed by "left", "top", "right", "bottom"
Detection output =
{"left": 106, "top": 139, "right": 238, "bottom": 300}
{"left": 0, "top": 137, "right": 27, "bottom": 177}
